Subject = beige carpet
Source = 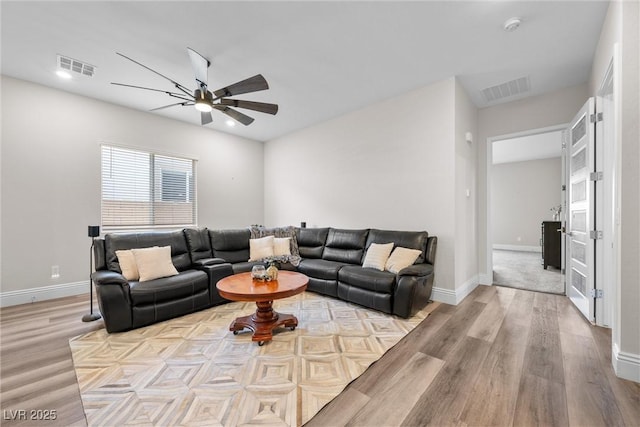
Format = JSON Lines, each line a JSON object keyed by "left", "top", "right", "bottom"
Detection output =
{"left": 493, "top": 249, "right": 565, "bottom": 294}
{"left": 69, "top": 292, "right": 437, "bottom": 426}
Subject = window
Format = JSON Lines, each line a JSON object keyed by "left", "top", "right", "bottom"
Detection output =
{"left": 161, "top": 170, "right": 193, "bottom": 202}
{"left": 101, "top": 145, "right": 197, "bottom": 229}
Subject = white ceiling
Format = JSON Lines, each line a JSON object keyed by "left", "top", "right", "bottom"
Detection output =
{"left": 493, "top": 130, "right": 563, "bottom": 164}
{"left": 1, "top": 1, "right": 609, "bottom": 142}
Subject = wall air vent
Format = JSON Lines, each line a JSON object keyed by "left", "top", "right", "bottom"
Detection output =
{"left": 57, "top": 54, "right": 96, "bottom": 77}
{"left": 481, "top": 76, "right": 530, "bottom": 103}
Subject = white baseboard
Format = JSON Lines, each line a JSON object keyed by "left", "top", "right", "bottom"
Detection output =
{"left": 478, "top": 273, "right": 493, "bottom": 285}
{"left": 493, "top": 244, "right": 541, "bottom": 253}
{"left": 0, "top": 281, "right": 89, "bottom": 307}
{"left": 431, "top": 286, "right": 457, "bottom": 305}
{"left": 613, "top": 343, "right": 640, "bottom": 383}
{"left": 431, "top": 275, "right": 481, "bottom": 305}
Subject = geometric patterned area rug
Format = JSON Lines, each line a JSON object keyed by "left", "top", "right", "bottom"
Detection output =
{"left": 69, "top": 291, "right": 438, "bottom": 427}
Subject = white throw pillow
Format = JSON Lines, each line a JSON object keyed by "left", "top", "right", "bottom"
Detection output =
{"left": 385, "top": 247, "right": 422, "bottom": 274}
{"left": 115, "top": 249, "right": 139, "bottom": 280}
{"left": 362, "top": 242, "right": 394, "bottom": 271}
{"left": 273, "top": 237, "right": 292, "bottom": 257}
{"left": 132, "top": 246, "right": 179, "bottom": 282}
{"left": 249, "top": 236, "right": 275, "bottom": 261}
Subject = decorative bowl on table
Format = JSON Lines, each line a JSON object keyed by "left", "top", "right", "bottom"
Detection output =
{"left": 251, "top": 265, "right": 269, "bottom": 281}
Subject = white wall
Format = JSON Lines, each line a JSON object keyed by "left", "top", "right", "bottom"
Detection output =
{"left": 1, "top": 76, "right": 264, "bottom": 297}
{"left": 454, "top": 78, "right": 478, "bottom": 292}
{"left": 264, "top": 78, "right": 458, "bottom": 293}
{"left": 492, "top": 157, "right": 562, "bottom": 248}
{"left": 588, "top": 0, "right": 640, "bottom": 380}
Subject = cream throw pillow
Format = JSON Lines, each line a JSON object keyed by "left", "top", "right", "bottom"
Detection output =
{"left": 115, "top": 249, "right": 140, "bottom": 281}
{"left": 385, "top": 247, "right": 422, "bottom": 274}
{"left": 132, "top": 246, "right": 179, "bottom": 282}
{"left": 362, "top": 242, "right": 394, "bottom": 271}
{"left": 249, "top": 236, "right": 275, "bottom": 261}
{"left": 273, "top": 237, "right": 292, "bottom": 257}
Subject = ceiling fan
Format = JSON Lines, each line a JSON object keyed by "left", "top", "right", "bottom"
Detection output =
{"left": 111, "top": 48, "right": 278, "bottom": 126}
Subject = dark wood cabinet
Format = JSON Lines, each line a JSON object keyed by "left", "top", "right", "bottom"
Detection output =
{"left": 542, "top": 221, "right": 561, "bottom": 269}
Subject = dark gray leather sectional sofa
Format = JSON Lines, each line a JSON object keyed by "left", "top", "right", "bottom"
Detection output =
{"left": 92, "top": 227, "right": 437, "bottom": 333}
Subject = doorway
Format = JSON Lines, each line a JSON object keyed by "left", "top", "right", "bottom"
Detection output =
{"left": 490, "top": 129, "right": 565, "bottom": 294}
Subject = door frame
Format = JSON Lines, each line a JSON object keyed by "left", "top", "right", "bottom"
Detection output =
{"left": 594, "top": 49, "right": 620, "bottom": 329}
{"left": 485, "top": 123, "right": 568, "bottom": 286}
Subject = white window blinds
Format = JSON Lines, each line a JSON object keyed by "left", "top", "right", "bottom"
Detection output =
{"left": 101, "top": 145, "right": 197, "bottom": 229}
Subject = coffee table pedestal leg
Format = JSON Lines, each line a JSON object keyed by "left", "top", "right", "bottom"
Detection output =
{"left": 229, "top": 300, "right": 298, "bottom": 345}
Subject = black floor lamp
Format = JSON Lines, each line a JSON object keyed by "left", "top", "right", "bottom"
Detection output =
{"left": 82, "top": 225, "right": 102, "bottom": 322}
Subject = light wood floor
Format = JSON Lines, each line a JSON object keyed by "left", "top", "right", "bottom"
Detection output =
{"left": 1, "top": 286, "right": 638, "bottom": 426}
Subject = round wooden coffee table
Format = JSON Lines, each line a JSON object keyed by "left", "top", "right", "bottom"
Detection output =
{"left": 216, "top": 270, "right": 308, "bottom": 345}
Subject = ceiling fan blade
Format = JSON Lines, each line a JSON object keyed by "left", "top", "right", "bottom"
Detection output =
{"left": 116, "top": 52, "right": 192, "bottom": 96}
{"left": 219, "top": 99, "right": 278, "bottom": 115}
{"left": 187, "top": 48, "right": 210, "bottom": 88}
{"left": 201, "top": 111, "right": 213, "bottom": 125}
{"left": 213, "top": 74, "right": 269, "bottom": 98}
{"left": 111, "top": 82, "right": 193, "bottom": 101}
{"left": 149, "top": 101, "right": 192, "bottom": 111}
{"left": 214, "top": 105, "right": 255, "bottom": 126}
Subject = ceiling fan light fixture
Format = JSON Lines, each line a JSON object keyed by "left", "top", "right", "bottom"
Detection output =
{"left": 194, "top": 99, "right": 212, "bottom": 112}
{"left": 113, "top": 49, "right": 277, "bottom": 127}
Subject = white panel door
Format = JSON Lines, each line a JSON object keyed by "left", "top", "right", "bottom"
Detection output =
{"left": 567, "top": 98, "right": 595, "bottom": 321}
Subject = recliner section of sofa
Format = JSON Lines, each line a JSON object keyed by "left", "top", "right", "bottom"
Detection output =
{"left": 93, "top": 230, "right": 233, "bottom": 333}
{"left": 297, "top": 228, "right": 368, "bottom": 297}
{"left": 93, "top": 225, "right": 437, "bottom": 333}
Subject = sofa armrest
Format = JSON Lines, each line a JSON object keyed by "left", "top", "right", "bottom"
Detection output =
{"left": 425, "top": 236, "right": 437, "bottom": 265}
{"left": 397, "top": 263, "right": 433, "bottom": 277}
{"left": 393, "top": 271, "right": 434, "bottom": 318}
{"left": 92, "top": 270, "right": 129, "bottom": 286}
{"left": 198, "top": 263, "right": 234, "bottom": 305}
{"left": 193, "top": 257, "right": 227, "bottom": 267}
{"left": 92, "top": 270, "right": 132, "bottom": 333}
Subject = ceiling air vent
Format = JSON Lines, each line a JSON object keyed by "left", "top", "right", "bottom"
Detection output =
{"left": 481, "top": 76, "right": 530, "bottom": 103}
{"left": 57, "top": 54, "right": 96, "bottom": 77}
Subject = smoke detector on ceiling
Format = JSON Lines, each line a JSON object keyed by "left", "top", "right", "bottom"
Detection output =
{"left": 503, "top": 17, "right": 522, "bottom": 32}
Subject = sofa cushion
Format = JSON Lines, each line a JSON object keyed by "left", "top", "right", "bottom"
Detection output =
{"left": 249, "top": 236, "right": 275, "bottom": 261}
{"left": 386, "top": 247, "right": 422, "bottom": 274}
{"left": 297, "top": 258, "right": 349, "bottom": 281}
{"left": 184, "top": 227, "right": 213, "bottom": 263}
{"left": 322, "top": 228, "right": 369, "bottom": 264}
{"left": 115, "top": 249, "right": 139, "bottom": 280}
{"left": 132, "top": 246, "right": 180, "bottom": 282}
{"left": 362, "top": 242, "right": 394, "bottom": 271}
{"left": 365, "top": 229, "right": 428, "bottom": 264}
{"left": 105, "top": 230, "right": 191, "bottom": 273}
{"left": 129, "top": 269, "right": 208, "bottom": 306}
{"left": 209, "top": 229, "right": 250, "bottom": 264}
{"left": 273, "top": 237, "right": 292, "bottom": 256}
{"left": 338, "top": 265, "right": 396, "bottom": 294}
{"left": 296, "top": 228, "right": 329, "bottom": 259}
